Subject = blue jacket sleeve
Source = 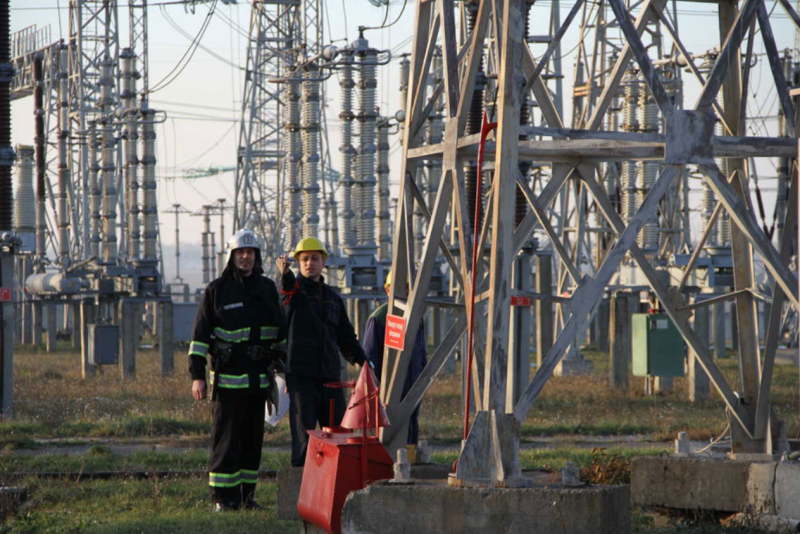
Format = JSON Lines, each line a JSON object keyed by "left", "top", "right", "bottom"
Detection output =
{"left": 362, "top": 316, "right": 385, "bottom": 382}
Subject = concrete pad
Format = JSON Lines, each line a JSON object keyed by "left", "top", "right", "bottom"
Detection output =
{"left": 775, "top": 462, "right": 800, "bottom": 520}
{"left": 632, "top": 455, "right": 800, "bottom": 521}
{"left": 341, "top": 480, "right": 630, "bottom": 534}
{"left": 277, "top": 463, "right": 456, "bottom": 521}
{"left": 631, "top": 457, "right": 751, "bottom": 511}
{"left": 747, "top": 461, "right": 777, "bottom": 515}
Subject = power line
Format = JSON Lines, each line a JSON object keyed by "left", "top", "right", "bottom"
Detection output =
{"left": 149, "top": 1, "right": 219, "bottom": 94}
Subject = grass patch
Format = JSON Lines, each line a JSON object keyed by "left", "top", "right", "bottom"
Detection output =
{"left": 1, "top": 477, "right": 295, "bottom": 534}
{"left": 0, "top": 450, "right": 292, "bottom": 474}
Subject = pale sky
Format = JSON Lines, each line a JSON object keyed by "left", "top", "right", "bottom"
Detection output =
{"left": 9, "top": 0, "right": 797, "bottom": 288}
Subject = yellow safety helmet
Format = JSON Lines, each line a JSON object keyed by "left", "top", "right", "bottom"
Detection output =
{"left": 294, "top": 237, "right": 328, "bottom": 259}
{"left": 384, "top": 269, "right": 392, "bottom": 289}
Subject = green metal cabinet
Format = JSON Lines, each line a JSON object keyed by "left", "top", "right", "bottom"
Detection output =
{"left": 632, "top": 313, "right": 685, "bottom": 377}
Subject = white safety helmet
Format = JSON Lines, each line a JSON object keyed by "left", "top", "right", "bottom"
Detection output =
{"left": 225, "top": 228, "right": 262, "bottom": 264}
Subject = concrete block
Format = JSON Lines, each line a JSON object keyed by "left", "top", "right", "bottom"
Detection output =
{"left": 277, "top": 463, "right": 454, "bottom": 521}
{"left": 341, "top": 481, "right": 630, "bottom": 534}
{"left": 775, "top": 462, "right": 800, "bottom": 520}
{"left": 746, "top": 461, "right": 777, "bottom": 516}
{"left": 631, "top": 457, "right": 750, "bottom": 511}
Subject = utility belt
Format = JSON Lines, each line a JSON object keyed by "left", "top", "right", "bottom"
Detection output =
{"left": 213, "top": 340, "right": 277, "bottom": 365}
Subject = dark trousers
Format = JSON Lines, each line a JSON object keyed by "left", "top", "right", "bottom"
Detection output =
{"left": 209, "top": 390, "right": 266, "bottom": 505}
{"left": 286, "top": 373, "right": 346, "bottom": 467}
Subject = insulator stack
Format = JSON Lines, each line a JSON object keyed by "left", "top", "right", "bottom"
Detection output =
{"left": 99, "top": 55, "right": 118, "bottom": 263}
{"left": 88, "top": 121, "right": 101, "bottom": 259}
{"left": 284, "top": 74, "right": 302, "bottom": 251}
{"left": 516, "top": 95, "right": 531, "bottom": 228}
{"left": 464, "top": 2, "right": 485, "bottom": 234}
{"left": 377, "top": 117, "right": 392, "bottom": 260}
{"left": 141, "top": 106, "right": 158, "bottom": 262}
{"left": 301, "top": 64, "right": 321, "bottom": 239}
{"left": 58, "top": 47, "right": 72, "bottom": 264}
{"left": 0, "top": 0, "right": 11, "bottom": 233}
{"left": 636, "top": 89, "right": 660, "bottom": 251}
{"left": 121, "top": 48, "right": 141, "bottom": 261}
{"left": 339, "top": 51, "right": 357, "bottom": 247}
{"left": 13, "top": 146, "right": 35, "bottom": 241}
{"left": 714, "top": 123, "right": 731, "bottom": 246}
{"left": 357, "top": 46, "right": 378, "bottom": 247}
{"left": 620, "top": 70, "right": 640, "bottom": 225}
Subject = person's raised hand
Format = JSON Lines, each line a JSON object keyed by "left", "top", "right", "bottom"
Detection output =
{"left": 276, "top": 254, "right": 291, "bottom": 275}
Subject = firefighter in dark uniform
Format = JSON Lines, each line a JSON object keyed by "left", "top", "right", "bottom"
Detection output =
{"left": 189, "top": 229, "right": 285, "bottom": 512}
{"left": 276, "top": 237, "right": 368, "bottom": 467}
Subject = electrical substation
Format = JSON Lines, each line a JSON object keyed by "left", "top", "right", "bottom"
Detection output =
{"left": 1, "top": 0, "right": 800, "bottom": 531}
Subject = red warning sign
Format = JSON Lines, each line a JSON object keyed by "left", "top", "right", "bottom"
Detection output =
{"left": 384, "top": 314, "right": 407, "bottom": 351}
{"left": 511, "top": 296, "right": 532, "bottom": 307}
{"left": 0, "top": 288, "right": 11, "bottom": 302}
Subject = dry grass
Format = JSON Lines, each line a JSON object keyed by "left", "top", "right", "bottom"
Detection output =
{"left": 5, "top": 343, "right": 799, "bottom": 447}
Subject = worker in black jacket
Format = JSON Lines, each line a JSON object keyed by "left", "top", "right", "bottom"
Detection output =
{"left": 276, "top": 237, "right": 367, "bottom": 467}
{"left": 189, "top": 229, "right": 285, "bottom": 512}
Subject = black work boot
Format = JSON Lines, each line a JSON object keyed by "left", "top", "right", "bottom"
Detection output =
{"left": 242, "top": 497, "right": 265, "bottom": 511}
{"left": 213, "top": 502, "right": 238, "bottom": 512}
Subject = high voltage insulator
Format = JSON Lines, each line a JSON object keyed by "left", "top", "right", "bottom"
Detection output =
{"left": 356, "top": 40, "right": 378, "bottom": 248}
{"left": 620, "top": 70, "right": 640, "bottom": 226}
{"left": 88, "top": 121, "right": 101, "bottom": 259}
{"left": 637, "top": 88, "right": 660, "bottom": 252}
{"left": 376, "top": 116, "right": 392, "bottom": 261}
{"left": 141, "top": 106, "right": 158, "bottom": 263}
{"left": 339, "top": 50, "right": 357, "bottom": 248}
{"left": 13, "top": 146, "right": 35, "bottom": 248}
{"left": 121, "top": 47, "right": 141, "bottom": 262}
{"left": 284, "top": 71, "right": 302, "bottom": 252}
{"left": 99, "top": 55, "right": 118, "bottom": 264}
{"left": 301, "top": 64, "right": 321, "bottom": 238}
{"left": 57, "top": 46, "right": 71, "bottom": 266}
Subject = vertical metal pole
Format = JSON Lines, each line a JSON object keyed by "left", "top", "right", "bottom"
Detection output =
{"left": 81, "top": 298, "right": 95, "bottom": 378}
{"left": 71, "top": 303, "right": 80, "bottom": 349}
{"left": 46, "top": 303, "right": 57, "bottom": 352}
{"left": 596, "top": 297, "right": 609, "bottom": 352}
{"left": 0, "top": 253, "right": 13, "bottom": 418}
{"left": 174, "top": 206, "right": 181, "bottom": 281}
{"left": 484, "top": 0, "right": 525, "bottom": 413}
{"left": 159, "top": 300, "right": 174, "bottom": 376}
{"left": 713, "top": 295, "right": 727, "bottom": 359}
{"left": 688, "top": 296, "right": 710, "bottom": 402}
{"left": 609, "top": 291, "right": 629, "bottom": 390}
{"left": 507, "top": 252, "right": 532, "bottom": 407}
{"left": 535, "top": 252, "right": 553, "bottom": 368}
{"left": 120, "top": 300, "right": 135, "bottom": 379}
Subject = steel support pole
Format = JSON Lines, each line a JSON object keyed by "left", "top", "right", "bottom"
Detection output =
{"left": 46, "top": 303, "right": 57, "bottom": 352}
{"left": 120, "top": 300, "right": 136, "bottom": 379}
{"left": 0, "top": 252, "right": 13, "bottom": 418}
{"left": 507, "top": 252, "right": 532, "bottom": 407}
{"left": 713, "top": 293, "right": 727, "bottom": 359}
{"left": 159, "top": 300, "right": 174, "bottom": 376}
{"left": 688, "top": 297, "right": 710, "bottom": 402}
{"left": 80, "top": 299, "right": 95, "bottom": 378}
{"left": 609, "top": 291, "right": 630, "bottom": 390}
{"left": 535, "top": 252, "right": 553, "bottom": 368}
